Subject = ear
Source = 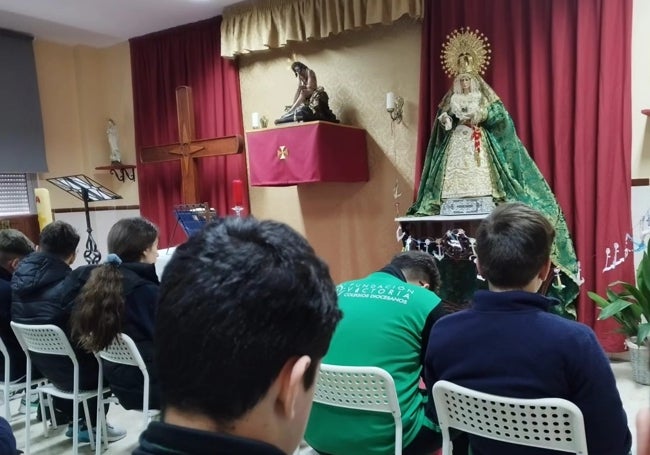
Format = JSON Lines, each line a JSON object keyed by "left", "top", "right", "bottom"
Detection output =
{"left": 538, "top": 258, "right": 552, "bottom": 281}
{"left": 65, "top": 251, "right": 76, "bottom": 265}
{"left": 276, "top": 355, "right": 312, "bottom": 420}
{"left": 8, "top": 257, "right": 21, "bottom": 273}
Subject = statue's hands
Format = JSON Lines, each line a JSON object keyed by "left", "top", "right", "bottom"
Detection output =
{"left": 438, "top": 113, "right": 453, "bottom": 131}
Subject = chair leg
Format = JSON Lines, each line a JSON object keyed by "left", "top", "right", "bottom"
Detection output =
{"left": 39, "top": 392, "right": 49, "bottom": 437}
{"left": 24, "top": 365, "right": 31, "bottom": 455}
{"left": 47, "top": 394, "right": 57, "bottom": 429}
{"left": 82, "top": 399, "right": 95, "bottom": 451}
{"left": 95, "top": 394, "right": 106, "bottom": 454}
{"left": 142, "top": 376, "right": 149, "bottom": 429}
{"left": 3, "top": 383, "right": 9, "bottom": 420}
{"left": 72, "top": 397, "right": 79, "bottom": 455}
{"left": 101, "top": 400, "right": 108, "bottom": 451}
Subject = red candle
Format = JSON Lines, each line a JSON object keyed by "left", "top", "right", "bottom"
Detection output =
{"left": 232, "top": 179, "right": 243, "bottom": 207}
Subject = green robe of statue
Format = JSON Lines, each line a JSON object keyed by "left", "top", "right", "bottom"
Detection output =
{"left": 407, "top": 76, "right": 579, "bottom": 313}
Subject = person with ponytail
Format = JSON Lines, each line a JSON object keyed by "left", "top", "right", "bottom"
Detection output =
{"left": 71, "top": 217, "right": 161, "bottom": 412}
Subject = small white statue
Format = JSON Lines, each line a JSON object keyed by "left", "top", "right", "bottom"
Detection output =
{"left": 107, "top": 118, "right": 121, "bottom": 164}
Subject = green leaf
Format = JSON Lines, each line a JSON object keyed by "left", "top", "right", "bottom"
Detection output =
{"left": 637, "top": 323, "right": 650, "bottom": 344}
{"left": 606, "top": 288, "right": 624, "bottom": 301}
{"left": 634, "top": 255, "right": 650, "bottom": 318}
{"left": 618, "top": 283, "right": 647, "bottom": 307}
{"left": 597, "top": 298, "right": 634, "bottom": 320}
{"left": 587, "top": 292, "right": 611, "bottom": 309}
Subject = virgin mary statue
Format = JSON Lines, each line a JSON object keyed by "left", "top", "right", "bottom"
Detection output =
{"left": 407, "top": 28, "right": 580, "bottom": 311}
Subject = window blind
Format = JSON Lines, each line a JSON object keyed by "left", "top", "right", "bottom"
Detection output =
{"left": 0, "top": 173, "right": 36, "bottom": 216}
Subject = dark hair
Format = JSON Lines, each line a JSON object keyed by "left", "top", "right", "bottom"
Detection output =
{"left": 390, "top": 251, "right": 442, "bottom": 293}
{"left": 107, "top": 217, "right": 158, "bottom": 263}
{"left": 291, "top": 61, "right": 307, "bottom": 76}
{"left": 71, "top": 217, "right": 158, "bottom": 352}
{"left": 156, "top": 217, "right": 341, "bottom": 425}
{"left": 0, "top": 229, "right": 34, "bottom": 266}
{"left": 476, "top": 202, "right": 555, "bottom": 288}
{"left": 39, "top": 220, "right": 80, "bottom": 259}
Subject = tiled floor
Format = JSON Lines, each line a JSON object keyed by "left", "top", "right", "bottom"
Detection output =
{"left": 5, "top": 359, "right": 648, "bottom": 454}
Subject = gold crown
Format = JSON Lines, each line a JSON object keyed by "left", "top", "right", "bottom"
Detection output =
{"left": 441, "top": 27, "right": 491, "bottom": 77}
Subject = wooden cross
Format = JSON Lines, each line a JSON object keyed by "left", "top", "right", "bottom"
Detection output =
{"left": 140, "top": 86, "right": 243, "bottom": 204}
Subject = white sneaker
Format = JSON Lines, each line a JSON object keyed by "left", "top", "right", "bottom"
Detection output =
{"left": 71, "top": 422, "right": 127, "bottom": 443}
{"left": 103, "top": 423, "right": 127, "bottom": 443}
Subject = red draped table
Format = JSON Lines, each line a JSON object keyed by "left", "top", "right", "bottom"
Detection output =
{"left": 246, "top": 121, "right": 368, "bottom": 186}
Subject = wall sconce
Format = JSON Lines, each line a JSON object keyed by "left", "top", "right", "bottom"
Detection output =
{"left": 386, "top": 92, "right": 404, "bottom": 124}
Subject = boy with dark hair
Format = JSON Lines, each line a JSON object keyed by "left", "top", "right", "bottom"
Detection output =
{"left": 0, "top": 228, "right": 35, "bottom": 382}
{"left": 306, "top": 251, "right": 466, "bottom": 455}
{"left": 424, "top": 202, "right": 632, "bottom": 455}
{"left": 134, "top": 217, "right": 342, "bottom": 455}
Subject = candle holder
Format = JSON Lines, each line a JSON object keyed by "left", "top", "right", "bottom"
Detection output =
{"left": 386, "top": 92, "right": 404, "bottom": 124}
{"left": 552, "top": 267, "right": 566, "bottom": 290}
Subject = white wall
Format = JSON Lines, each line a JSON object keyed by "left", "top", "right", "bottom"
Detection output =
{"left": 632, "top": 0, "right": 650, "bottom": 178}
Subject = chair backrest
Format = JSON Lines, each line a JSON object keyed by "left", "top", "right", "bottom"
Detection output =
{"left": 432, "top": 380, "right": 589, "bottom": 455}
{"left": 314, "top": 364, "right": 403, "bottom": 454}
{"left": 10, "top": 323, "right": 77, "bottom": 361}
{"left": 97, "top": 333, "right": 146, "bottom": 372}
{"left": 97, "top": 333, "right": 151, "bottom": 427}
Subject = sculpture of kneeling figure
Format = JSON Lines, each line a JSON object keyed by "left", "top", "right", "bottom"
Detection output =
{"left": 275, "top": 61, "right": 339, "bottom": 125}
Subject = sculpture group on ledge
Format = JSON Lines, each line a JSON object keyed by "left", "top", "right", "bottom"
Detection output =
{"left": 275, "top": 61, "right": 339, "bottom": 125}
{"left": 406, "top": 28, "right": 580, "bottom": 312}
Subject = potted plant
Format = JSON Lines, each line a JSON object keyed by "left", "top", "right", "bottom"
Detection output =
{"left": 587, "top": 244, "right": 650, "bottom": 385}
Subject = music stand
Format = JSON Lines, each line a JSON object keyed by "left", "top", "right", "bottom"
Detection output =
{"left": 171, "top": 203, "right": 216, "bottom": 241}
{"left": 47, "top": 174, "right": 121, "bottom": 264}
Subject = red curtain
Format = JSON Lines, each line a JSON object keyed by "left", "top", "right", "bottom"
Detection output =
{"left": 416, "top": 0, "right": 633, "bottom": 351}
{"left": 130, "top": 17, "right": 248, "bottom": 249}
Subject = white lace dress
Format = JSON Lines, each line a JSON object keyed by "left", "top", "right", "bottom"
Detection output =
{"left": 441, "top": 91, "right": 495, "bottom": 199}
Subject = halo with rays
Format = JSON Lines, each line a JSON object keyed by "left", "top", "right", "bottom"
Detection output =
{"left": 441, "top": 27, "right": 491, "bottom": 78}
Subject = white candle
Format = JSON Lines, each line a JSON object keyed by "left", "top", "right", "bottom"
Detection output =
{"left": 252, "top": 112, "right": 261, "bottom": 129}
{"left": 386, "top": 92, "right": 395, "bottom": 110}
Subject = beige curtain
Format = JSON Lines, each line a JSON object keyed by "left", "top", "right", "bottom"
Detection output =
{"left": 221, "top": 0, "right": 422, "bottom": 57}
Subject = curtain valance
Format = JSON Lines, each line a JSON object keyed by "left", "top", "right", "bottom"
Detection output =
{"left": 221, "top": 0, "right": 422, "bottom": 57}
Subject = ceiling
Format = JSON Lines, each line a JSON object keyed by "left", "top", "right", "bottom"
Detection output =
{"left": 0, "top": 0, "right": 237, "bottom": 48}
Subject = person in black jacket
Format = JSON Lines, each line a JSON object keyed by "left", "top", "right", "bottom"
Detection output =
{"left": 0, "top": 228, "right": 35, "bottom": 382}
{"left": 70, "top": 217, "right": 160, "bottom": 411}
{"left": 11, "top": 220, "right": 125, "bottom": 443}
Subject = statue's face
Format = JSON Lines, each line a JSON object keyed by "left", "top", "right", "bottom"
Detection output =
{"left": 458, "top": 75, "right": 472, "bottom": 91}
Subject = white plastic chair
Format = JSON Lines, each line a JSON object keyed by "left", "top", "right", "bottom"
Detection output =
{"left": 0, "top": 336, "right": 47, "bottom": 420}
{"left": 313, "top": 364, "right": 403, "bottom": 455}
{"left": 10, "top": 322, "right": 108, "bottom": 455}
{"left": 96, "top": 333, "right": 153, "bottom": 428}
{"left": 432, "top": 380, "right": 589, "bottom": 455}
